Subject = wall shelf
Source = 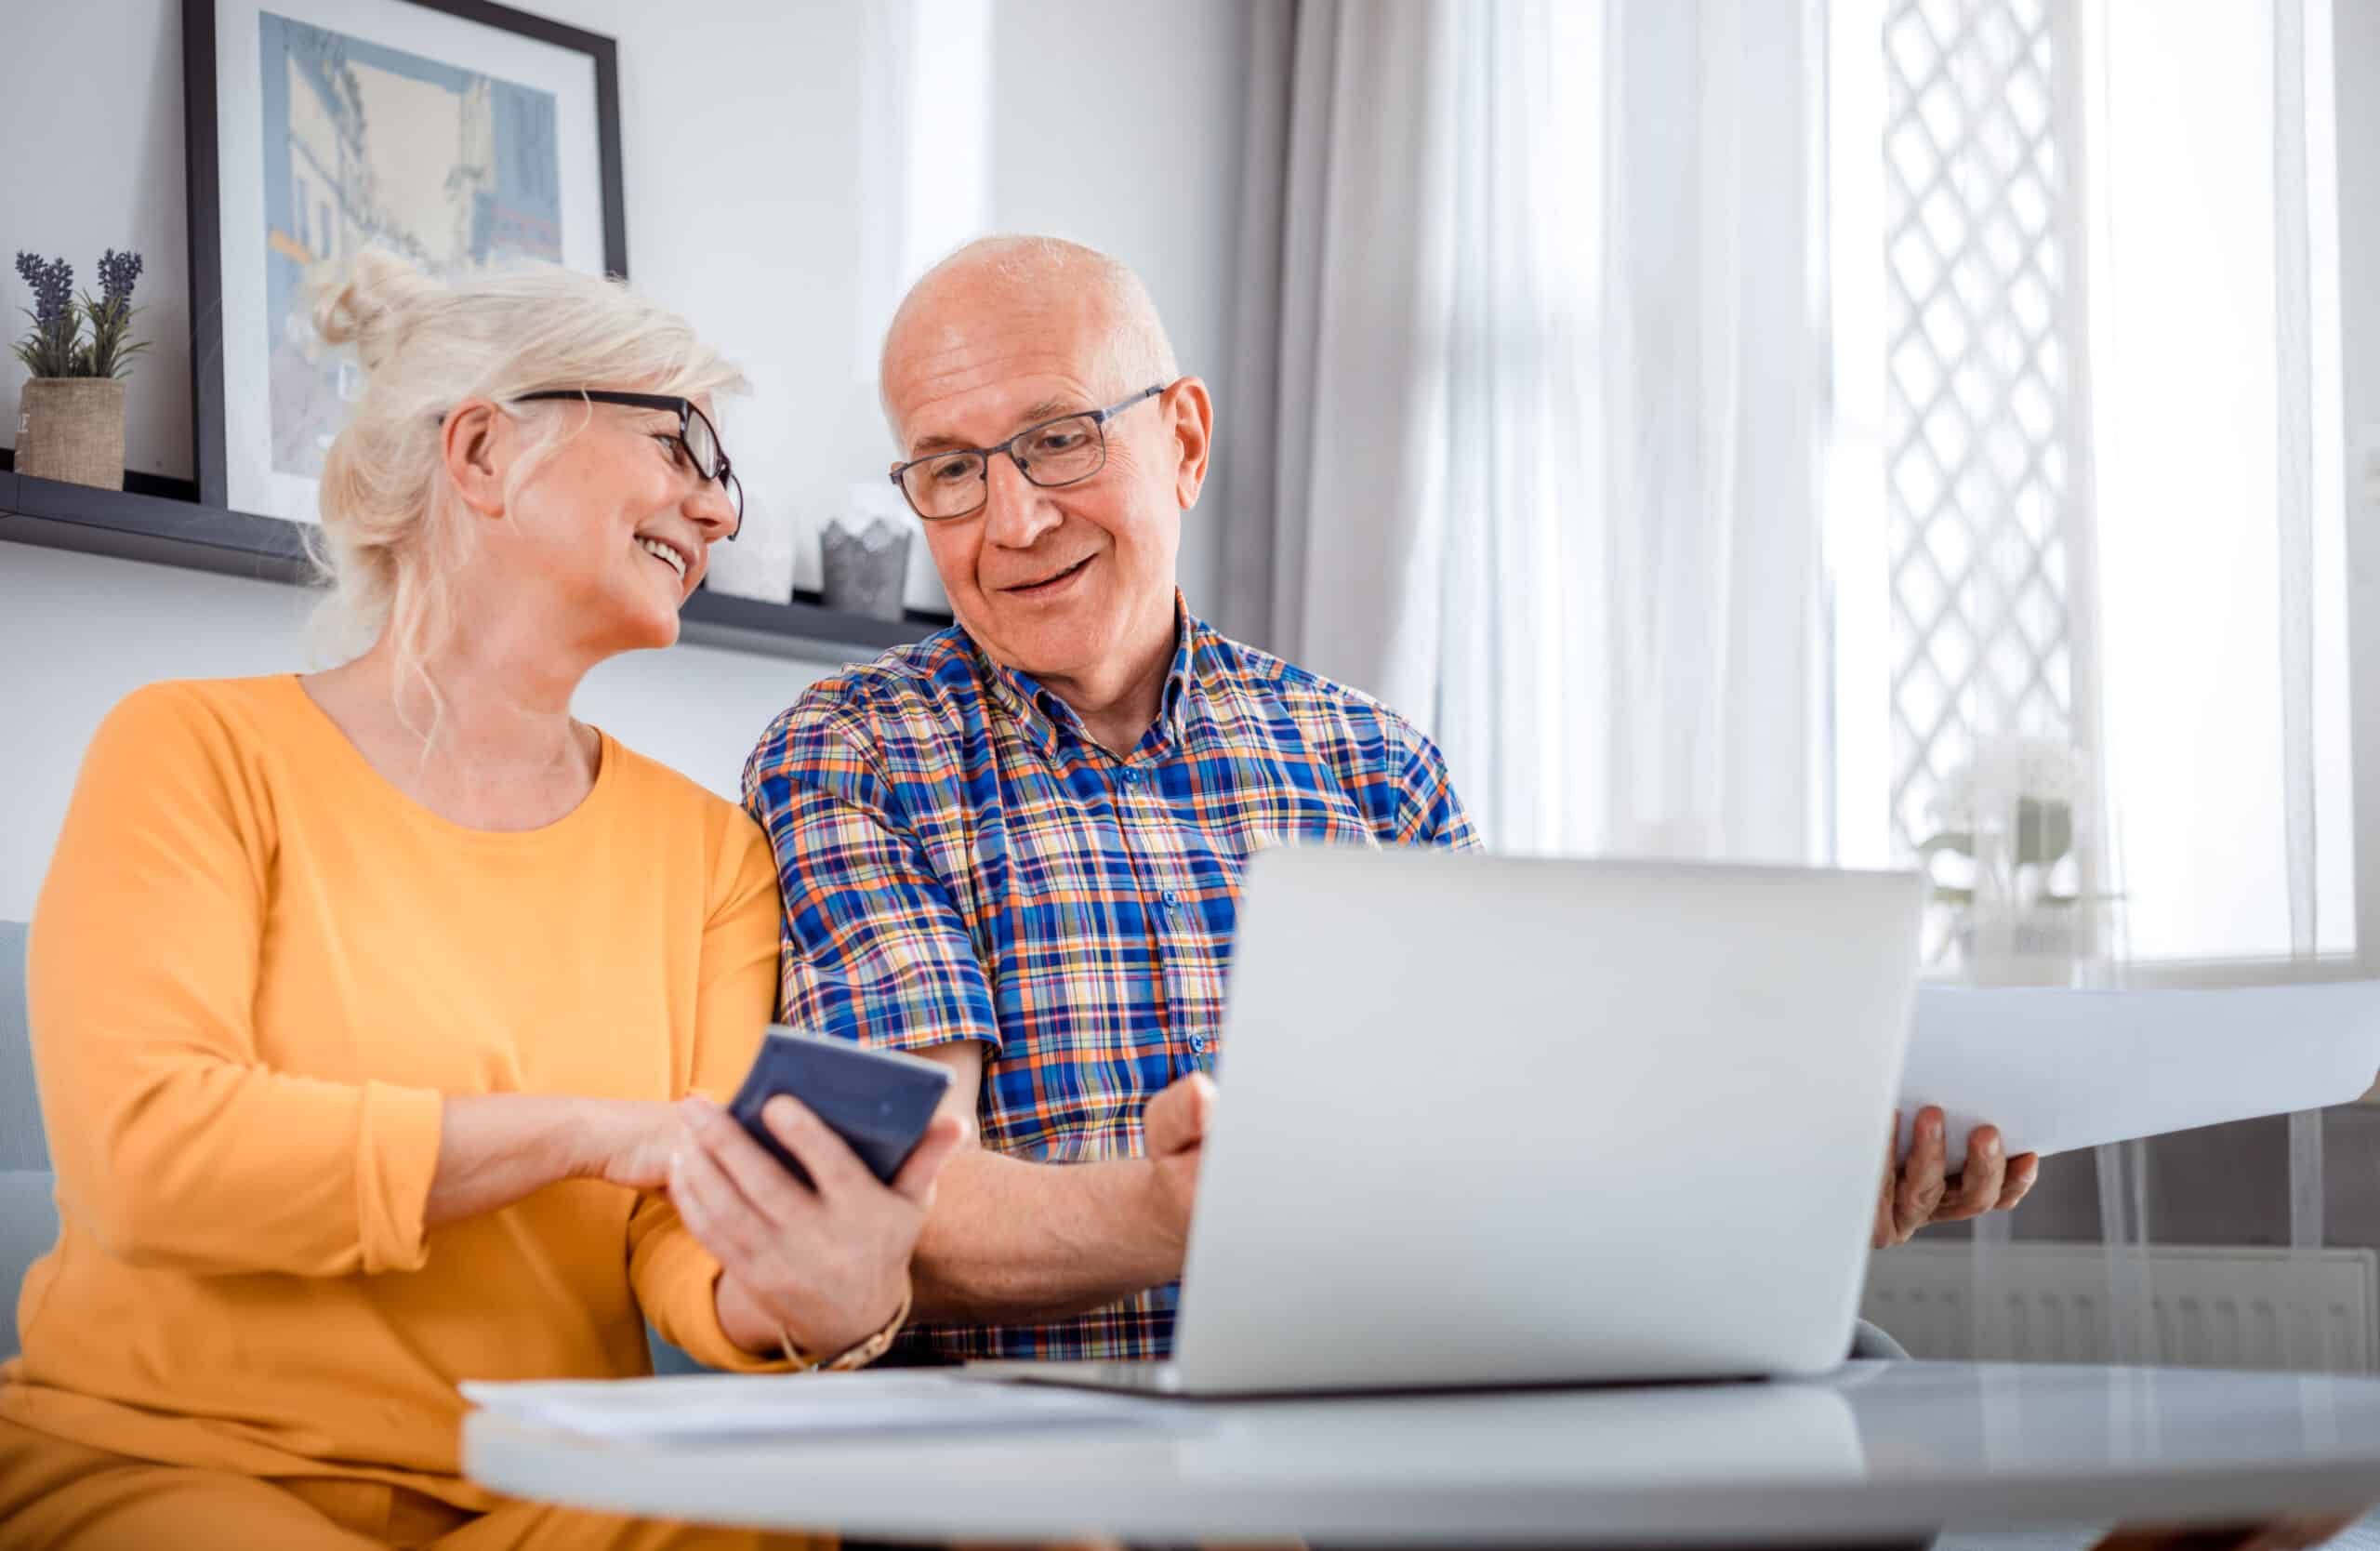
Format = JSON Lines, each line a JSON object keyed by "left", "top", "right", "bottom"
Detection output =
{"left": 0, "top": 459, "right": 947, "bottom": 663}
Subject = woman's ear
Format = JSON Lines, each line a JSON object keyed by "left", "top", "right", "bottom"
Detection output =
{"left": 441, "top": 400, "right": 510, "bottom": 521}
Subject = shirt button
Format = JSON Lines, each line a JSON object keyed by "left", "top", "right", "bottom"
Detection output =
{"left": 1161, "top": 890, "right": 1180, "bottom": 908}
{"left": 1190, "top": 1034, "right": 1209, "bottom": 1054}
{"left": 1120, "top": 768, "right": 1141, "bottom": 785}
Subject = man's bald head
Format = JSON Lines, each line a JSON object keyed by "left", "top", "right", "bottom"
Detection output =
{"left": 879, "top": 236, "right": 1180, "bottom": 443}
{"left": 871, "top": 233, "right": 1214, "bottom": 725}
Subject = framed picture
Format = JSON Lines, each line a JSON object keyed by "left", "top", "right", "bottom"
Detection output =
{"left": 183, "top": 0, "right": 626, "bottom": 522}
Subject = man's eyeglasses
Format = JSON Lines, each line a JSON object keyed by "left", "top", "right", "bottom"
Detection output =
{"left": 515, "top": 390, "right": 744, "bottom": 539}
{"left": 889, "top": 385, "right": 1166, "bottom": 522}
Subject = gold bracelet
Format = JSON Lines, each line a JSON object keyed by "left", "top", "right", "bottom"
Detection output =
{"left": 777, "top": 1282, "right": 913, "bottom": 1372}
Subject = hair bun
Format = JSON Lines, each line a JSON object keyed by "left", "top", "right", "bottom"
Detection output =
{"left": 310, "top": 248, "right": 433, "bottom": 370}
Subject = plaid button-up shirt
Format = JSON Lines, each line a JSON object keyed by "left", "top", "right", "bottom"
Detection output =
{"left": 741, "top": 597, "right": 1478, "bottom": 1361}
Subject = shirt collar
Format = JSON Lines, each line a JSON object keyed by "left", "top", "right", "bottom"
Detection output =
{"left": 972, "top": 591, "right": 1201, "bottom": 760}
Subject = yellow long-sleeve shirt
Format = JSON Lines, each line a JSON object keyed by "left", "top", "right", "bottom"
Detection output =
{"left": 4, "top": 674, "right": 788, "bottom": 1509}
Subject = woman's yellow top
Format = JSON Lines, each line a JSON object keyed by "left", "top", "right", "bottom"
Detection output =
{"left": 3, "top": 674, "right": 787, "bottom": 1509}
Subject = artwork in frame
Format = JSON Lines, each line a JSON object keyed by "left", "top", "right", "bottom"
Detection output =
{"left": 183, "top": 0, "right": 625, "bottom": 524}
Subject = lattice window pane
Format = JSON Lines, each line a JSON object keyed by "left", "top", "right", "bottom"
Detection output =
{"left": 1883, "top": 0, "right": 2083, "bottom": 967}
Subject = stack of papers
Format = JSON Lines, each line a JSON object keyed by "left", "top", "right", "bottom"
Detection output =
{"left": 462, "top": 1372, "right": 1190, "bottom": 1443}
{"left": 1900, "top": 980, "right": 2380, "bottom": 1168}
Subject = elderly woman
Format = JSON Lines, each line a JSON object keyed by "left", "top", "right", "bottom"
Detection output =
{"left": 0, "top": 253, "right": 960, "bottom": 1550}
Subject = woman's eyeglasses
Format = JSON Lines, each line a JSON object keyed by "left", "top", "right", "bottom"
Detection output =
{"left": 515, "top": 390, "right": 744, "bottom": 538}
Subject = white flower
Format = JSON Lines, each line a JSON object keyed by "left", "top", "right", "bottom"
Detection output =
{"left": 1931, "top": 736, "right": 2093, "bottom": 825}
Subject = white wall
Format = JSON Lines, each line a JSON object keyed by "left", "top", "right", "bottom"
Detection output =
{"left": 1, "top": 2, "right": 197, "bottom": 485}
{"left": 0, "top": 0, "right": 1254, "bottom": 920}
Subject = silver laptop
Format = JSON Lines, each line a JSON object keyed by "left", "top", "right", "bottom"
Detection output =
{"left": 971, "top": 846, "right": 1925, "bottom": 1398}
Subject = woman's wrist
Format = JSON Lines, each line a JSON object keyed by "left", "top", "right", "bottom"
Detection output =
{"left": 565, "top": 1097, "right": 683, "bottom": 1192}
{"left": 716, "top": 1270, "right": 906, "bottom": 1364}
{"left": 714, "top": 1271, "right": 775, "bottom": 1354}
{"left": 558, "top": 1098, "right": 633, "bottom": 1179}
{"left": 427, "top": 1095, "right": 601, "bottom": 1227}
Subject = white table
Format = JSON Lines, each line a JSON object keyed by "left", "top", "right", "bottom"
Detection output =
{"left": 465, "top": 1360, "right": 2380, "bottom": 1545}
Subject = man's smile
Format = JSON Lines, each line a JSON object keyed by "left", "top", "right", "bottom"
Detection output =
{"left": 1000, "top": 555, "right": 1094, "bottom": 596}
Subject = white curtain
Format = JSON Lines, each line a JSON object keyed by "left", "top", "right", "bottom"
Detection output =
{"left": 2079, "top": 0, "right": 2348, "bottom": 1261}
{"left": 2272, "top": 0, "right": 2331, "bottom": 1258}
{"left": 1222, "top": 0, "right": 2360, "bottom": 1370}
{"left": 1223, "top": 0, "right": 1830, "bottom": 861}
{"left": 1930, "top": 0, "right": 2354, "bottom": 1369}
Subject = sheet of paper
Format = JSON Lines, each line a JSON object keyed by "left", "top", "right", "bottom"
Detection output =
{"left": 461, "top": 1371, "right": 1194, "bottom": 1442}
{"left": 1898, "top": 981, "right": 2380, "bottom": 1169}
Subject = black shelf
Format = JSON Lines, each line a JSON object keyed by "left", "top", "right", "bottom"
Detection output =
{"left": 0, "top": 465, "right": 312, "bottom": 584}
{"left": 0, "top": 459, "right": 947, "bottom": 661}
{"left": 678, "top": 585, "right": 947, "bottom": 657}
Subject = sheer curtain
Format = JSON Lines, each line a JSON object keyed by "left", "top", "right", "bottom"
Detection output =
{"left": 1834, "top": 0, "right": 2359, "bottom": 1371}
{"left": 1226, "top": 0, "right": 2366, "bottom": 1373}
{"left": 2082, "top": 0, "right": 2352, "bottom": 1364}
{"left": 1220, "top": 0, "right": 1831, "bottom": 861}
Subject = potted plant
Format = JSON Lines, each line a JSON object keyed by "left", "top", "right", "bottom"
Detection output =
{"left": 12, "top": 248, "right": 148, "bottom": 491}
{"left": 1917, "top": 736, "right": 2109, "bottom": 986}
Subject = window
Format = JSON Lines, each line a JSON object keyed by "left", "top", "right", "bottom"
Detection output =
{"left": 1829, "top": 0, "right": 2355, "bottom": 973}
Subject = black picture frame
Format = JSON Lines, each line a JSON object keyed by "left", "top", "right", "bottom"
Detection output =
{"left": 180, "top": 0, "right": 628, "bottom": 510}
{"left": 6, "top": 1, "right": 944, "bottom": 660}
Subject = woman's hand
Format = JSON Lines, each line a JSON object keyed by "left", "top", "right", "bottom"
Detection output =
{"left": 427, "top": 1094, "right": 683, "bottom": 1228}
{"left": 576, "top": 1098, "right": 689, "bottom": 1194}
{"left": 668, "top": 1093, "right": 969, "bottom": 1359}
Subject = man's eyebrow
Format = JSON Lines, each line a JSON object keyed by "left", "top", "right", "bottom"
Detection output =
{"left": 907, "top": 398, "right": 1079, "bottom": 457}
{"left": 1012, "top": 397, "right": 1076, "bottom": 426}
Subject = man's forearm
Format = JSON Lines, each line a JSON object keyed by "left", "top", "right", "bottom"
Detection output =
{"left": 908, "top": 1147, "right": 1183, "bottom": 1324}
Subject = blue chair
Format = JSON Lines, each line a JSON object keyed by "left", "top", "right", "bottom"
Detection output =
{"left": 1, "top": 921, "right": 57, "bottom": 1365}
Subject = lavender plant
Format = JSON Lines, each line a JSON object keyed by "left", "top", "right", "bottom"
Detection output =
{"left": 12, "top": 248, "right": 149, "bottom": 379}
{"left": 79, "top": 248, "right": 149, "bottom": 378}
{"left": 12, "top": 253, "right": 77, "bottom": 378}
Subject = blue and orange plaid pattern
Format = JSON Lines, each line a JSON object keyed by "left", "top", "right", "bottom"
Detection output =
{"left": 741, "top": 595, "right": 1478, "bottom": 1361}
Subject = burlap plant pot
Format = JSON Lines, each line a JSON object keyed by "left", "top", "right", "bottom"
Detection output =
{"left": 15, "top": 377, "right": 126, "bottom": 490}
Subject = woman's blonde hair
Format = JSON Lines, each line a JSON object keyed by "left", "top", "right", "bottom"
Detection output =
{"left": 307, "top": 249, "right": 745, "bottom": 724}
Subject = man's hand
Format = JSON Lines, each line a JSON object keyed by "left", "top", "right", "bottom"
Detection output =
{"left": 668, "top": 1093, "right": 969, "bottom": 1359}
{"left": 1874, "top": 1105, "right": 2039, "bottom": 1248}
{"left": 1142, "top": 1072, "right": 1216, "bottom": 1254}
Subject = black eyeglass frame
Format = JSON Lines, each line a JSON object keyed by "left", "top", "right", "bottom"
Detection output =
{"left": 514, "top": 389, "right": 744, "bottom": 540}
{"left": 888, "top": 384, "right": 1168, "bottom": 522}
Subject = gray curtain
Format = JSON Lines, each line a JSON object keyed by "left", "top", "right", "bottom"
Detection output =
{"left": 1214, "top": 0, "right": 1828, "bottom": 858}
{"left": 1217, "top": 0, "right": 1458, "bottom": 707}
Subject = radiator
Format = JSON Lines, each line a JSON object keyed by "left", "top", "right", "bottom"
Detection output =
{"left": 1860, "top": 1241, "right": 2380, "bottom": 1372}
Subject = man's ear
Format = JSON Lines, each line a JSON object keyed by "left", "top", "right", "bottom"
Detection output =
{"left": 1165, "top": 377, "right": 1214, "bottom": 511}
{"left": 442, "top": 400, "right": 510, "bottom": 521}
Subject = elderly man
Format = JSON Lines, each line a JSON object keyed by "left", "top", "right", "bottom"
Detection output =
{"left": 741, "top": 235, "right": 2037, "bottom": 1364}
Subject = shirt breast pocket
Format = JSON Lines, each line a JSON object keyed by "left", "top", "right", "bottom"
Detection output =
{"left": 1241, "top": 762, "right": 1385, "bottom": 853}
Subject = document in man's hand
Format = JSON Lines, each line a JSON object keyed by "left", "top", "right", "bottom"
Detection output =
{"left": 1898, "top": 980, "right": 2380, "bottom": 1170}
{"left": 461, "top": 1372, "right": 1194, "bottom": 1443}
